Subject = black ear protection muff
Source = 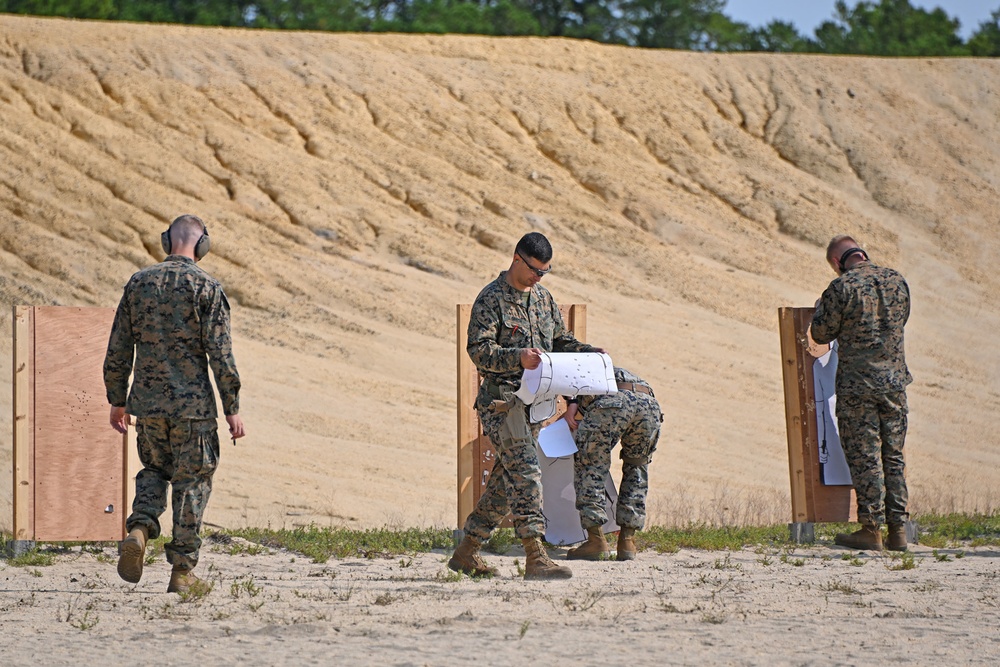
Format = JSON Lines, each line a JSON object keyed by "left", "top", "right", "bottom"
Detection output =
{"left": 161, "top": 217, "right": 211, "bottom": 260}
{"left": 838, "top": 247, "right": 869, "bottom": 272}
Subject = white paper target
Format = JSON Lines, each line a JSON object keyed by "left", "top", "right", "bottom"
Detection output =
{"left": 515, "top": 352, "right": 617, "bottom": 422}
{"left": 813, "top": 341, "right": 852, "bottom": 486}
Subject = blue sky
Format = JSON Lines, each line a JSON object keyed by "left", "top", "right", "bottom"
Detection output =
{"left": 723, "top": 1, "right": 998, "bottom": 39}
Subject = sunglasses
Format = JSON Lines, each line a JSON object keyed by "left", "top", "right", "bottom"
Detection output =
{"left": 517, "top": 251, "right": 551, "bottom": 277}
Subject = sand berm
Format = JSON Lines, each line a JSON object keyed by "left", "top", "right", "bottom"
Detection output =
{"left": 1, "top": 16, "right": 999, "bottom": 533}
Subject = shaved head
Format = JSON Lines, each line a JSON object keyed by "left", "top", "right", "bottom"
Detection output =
{"left": 826, "top": 234, "right": 860, "bottom": 263}
{"left": 169, "top": 215, "right": 207, "bottom": 246}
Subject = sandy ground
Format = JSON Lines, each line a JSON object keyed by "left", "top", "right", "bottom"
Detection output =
{"left": 1, "top": 538, "right": 999, "bottom": 665}
{"left": 1, "top": 16, "right": 1000, "bottom": 533}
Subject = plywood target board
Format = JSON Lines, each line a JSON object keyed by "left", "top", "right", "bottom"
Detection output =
{"left": 778, "top": 307, "right": 856, "bottom": 525}
{"left": 12, "top": 306, "right": 128, "bottom": 542}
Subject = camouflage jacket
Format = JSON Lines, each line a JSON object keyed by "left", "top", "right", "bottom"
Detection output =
{"left": 811, "top": 262, "right": 912, "bottom": 396}
{"left": 468, "top": 271, "right": 596, "bottom": 396}
{"left": 104, "top": 256, "right": 241, "bottom": 419}
{"left": 577, "top": 367, "right": 658, "bottom": 414}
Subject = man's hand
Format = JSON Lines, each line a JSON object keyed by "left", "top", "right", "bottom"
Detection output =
{"left": 520, "top": 347, "right": 543, "bottom": 370}
{"left": 592, "top": 347, "right": 609, "bottom": 355}
{"left": 109, "top": 406, "right": 130, "bottom": 434}
{"left": 563, "top": 402, "right": 580, "bottom": 432}
{"left": 226, "top": 414, "right": 246, "bottom": 442}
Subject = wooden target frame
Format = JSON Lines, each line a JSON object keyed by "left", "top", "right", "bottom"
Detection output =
{"left": 778, "top": 307, "right": 855, "bottom": 540}
{"left": 456, "top": 304, "right": 587, "bottom": 530}
{"left": 11, "top": 306, "right": 129, "bottom": 547}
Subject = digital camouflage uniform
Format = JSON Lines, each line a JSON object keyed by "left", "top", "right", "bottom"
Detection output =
{"left": 811, "top": 262, "right": 911, "bottom": 529}
{"left": 464, "top": 271, "right": 597, "bottom": 541}
{"left": 574, "top": 368, "right": 661, "bottom": 530}
{"left": 104, "top": 255, "right": 241, "bottom": 571}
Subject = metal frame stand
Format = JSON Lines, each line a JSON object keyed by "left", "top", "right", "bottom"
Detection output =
{"left": 788, "top": 523, "right": 815, "bottom": 544}
{"left": 4, "top": 540, "right": 37, "bottom": 557}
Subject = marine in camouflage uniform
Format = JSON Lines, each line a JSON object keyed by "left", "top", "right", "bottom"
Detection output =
{"left": 104, "top": 215, "right": 242, "bottom": 587}
{"left": 811, "top": 236, "right": 911, "bottom": 551}
{"left": 450, "top": 232, "right": 601, "bottom": 580}
{"left": 573, "top": 367, "right": 661, "bottom": 533}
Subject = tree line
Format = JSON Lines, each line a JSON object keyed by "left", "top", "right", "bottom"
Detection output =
{"left": 3, "top": 0, "right": 999, "bottom": 55}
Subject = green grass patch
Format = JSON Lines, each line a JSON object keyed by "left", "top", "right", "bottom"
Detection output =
{"left": 638, "top": 524, "right": 790, "bottom": 552}
{"left": 913, "top": 512, "right": 1000, "bottom": 547}
{"left": 8, "top": 549, "right": 57, "bottom": 567}
{"left": 225, "top": 526, "right": 454, "bottom": 563}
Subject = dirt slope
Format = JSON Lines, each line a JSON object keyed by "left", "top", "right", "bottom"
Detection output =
{"left": 1, "top": 15, "right": 998, "bottom": 531}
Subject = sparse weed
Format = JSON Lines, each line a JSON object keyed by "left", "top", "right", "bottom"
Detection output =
{"left": 334, "top": 583, "right": 355, "bottom": 601}
{"left": 840, "top": 553, "right": 866, "bottom": 567}
{"left": 563, "top": 590, "right": 606, "bottom": 612}
{"left": 519, "top": 621, "right": 530, "bottom": 639}
{"left": 230, "top": 575, "right": 262, "bottom": 599}
{"left": 820, "top": 579, "right": 860, "bottom": 595}
{"left": 221, "top": 541, "right": 268, "bottom": 557}
{"left": 779, "top": 553, "right": 804, "bottom": 566}
{"left": 912, "top": 581, "right": 943, "bottom": 593}
{"left": 60, "top": 596, "right": 99, "bottom": 630}
{"left": 701, "top": 611, "right": 727, "bottom": 624}
{"left": 144, "top": 536, "right": 168, "bottom": 566}
{"left": 373, "top": 592, "right": 396, "bottom": 606}
{"left": 887, "top": 552, "right": 917, "bottom": 571}
{"left": 485, "top": 529, "right": 517, "bottom": 555}
{"left": 712, "top": 553, "right": 741, "bottom": 570}
{"left": 932, "top": 550, "right": 952, "bottom": 562}
{"left": 178, "top": 578, "right": 214, "bottom": 603}
{"left": 435, "top": 569, "right": 464, "bottom": 582}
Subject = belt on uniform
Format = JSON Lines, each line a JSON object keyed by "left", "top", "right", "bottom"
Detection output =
{"left": 482, "top": 381, "right": 504, "bottom": 400}
{"left": 617, "top": 382, "right": 653, "bottom": 397}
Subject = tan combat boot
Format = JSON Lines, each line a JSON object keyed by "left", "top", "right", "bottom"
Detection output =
{"left": 167, "top": 567, "right": 203, "bottom": 594}
{"left": 522, "top": 537, "right": 572, "bottom": 580}
{"left": 567, "top": 526, "right": 611, "bottom": 561}
{"left": 117, "top": 526, "right": 149, "bottom": 584}
{"left": 834, "top": 525, "right": 883, "bottom": 551}
{"left": 448, "top": 536, "right": 499, "bottom": 577}
{"left": 887, "top": 524, "right": 908, "bottom": 552}
{"left": 616, "top": 527, "right": 637, "bottom": 561}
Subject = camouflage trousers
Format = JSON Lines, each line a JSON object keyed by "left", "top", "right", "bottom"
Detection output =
{"left": 127, "top": 417, "right": 220, "bottom": 571}
{"left": 836, "top": 391, "right": 909, "bottom": 528}
{"left": 464, "top": 397, "right": 545, "bottom": 541}
{"left": 574, "top": 395, "right": 661, "bottom": 530}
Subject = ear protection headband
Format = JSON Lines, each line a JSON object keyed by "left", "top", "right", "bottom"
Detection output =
{"left": 838, "top": 247, "right": 869, "bottom": 272}
{"left": 161, "top": 218, "right": 211, "bottom": 260}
